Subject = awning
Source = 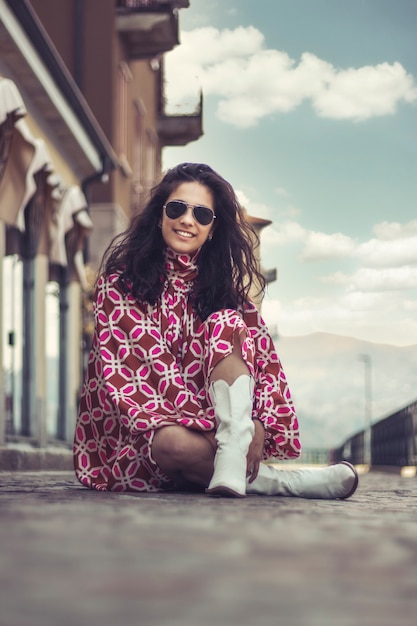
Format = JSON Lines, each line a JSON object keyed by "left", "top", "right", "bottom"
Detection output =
{"left": 0, "top": 77, "right": 94, "bottom": 284}
{"left": 0, "top": 76, "right": 26, "bottom": 125}
{"left": 0, "top": 77, "right": 26, "bottom": 184}
{"left": 0, "top": 78, "right": 53, "bottom": 231}
{"left": 49, "top": 185, "right": 93, "bottom": 288}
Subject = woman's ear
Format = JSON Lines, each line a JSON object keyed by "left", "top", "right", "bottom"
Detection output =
{"left": 208, "top": 222, "right": 216, "bottom": 241}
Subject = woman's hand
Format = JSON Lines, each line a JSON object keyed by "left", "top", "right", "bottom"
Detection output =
{"left": 246, "top": 419, "right": 265, "bottom": 483}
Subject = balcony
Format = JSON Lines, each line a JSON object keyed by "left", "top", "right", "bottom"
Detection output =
{"left": 116, "top": 1, "right": 190, "bottom": 59}
{"left": 158, "top": 92, "right": 203, "bottom": 146}
{"left": 263, "top": 268, "right": 277, "bottom": 284}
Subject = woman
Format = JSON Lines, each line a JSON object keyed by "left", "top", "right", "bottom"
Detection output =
{"left": 74, "top": 163, "right": 358, "bottom": 499}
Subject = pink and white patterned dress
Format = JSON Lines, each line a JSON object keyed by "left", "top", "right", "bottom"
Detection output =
{"left": 74, "top": 248, "right": 301, "bottom": 491}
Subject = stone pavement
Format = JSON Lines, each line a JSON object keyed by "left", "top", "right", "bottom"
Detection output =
{"left": 1, "top": 468, "right": 417, "bottom": 626}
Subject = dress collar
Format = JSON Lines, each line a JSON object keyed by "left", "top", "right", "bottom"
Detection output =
{"left": 164, "top": 247, "right": 199, "bottom": 284}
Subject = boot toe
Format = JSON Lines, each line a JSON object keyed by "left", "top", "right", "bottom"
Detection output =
{"left": 338, "top": 461, "right": 359, "bottom": 499}
{"left": 206, "top": 484, "right": 246, "bottom": 498}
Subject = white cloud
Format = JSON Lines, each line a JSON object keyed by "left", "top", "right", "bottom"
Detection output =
{"left": 262, "top": 222, "right": 357, "bottom": 261}
{"left": 262, "top": 291, "right": 417, "bottom": 346}
{"left": 372, "top": 219, "right": 417, "bottom": 240}
{"left": 357, "top": 236, "right": 417, "bottom": 268}
{"left": 404, "top": 298, "right": 417, "bottom": 311}
{"left": 274, "top": 186, "right": 289, "bottom": 197}
{"left": 262, "top": 221, "right": 307, "bottom": 245}
{"left": 241, "top": 192, "right": 417, "bottom": 344}
{"left": 260, "top": 216, "right": 417, "bottom": 344}
{"left": 350, "top": 220, "right": 417, "bottom": 268}
{"left": 165, "top": 27, "right": 417, "bottom": 127}
{"left": 312, "top": 61, "right": 417, "bottom": 120}
{"left": 235, "top": 189, "right": 277, "bottom": 222}
{"left": 263, "top": 293, "right": 365, "bottom": 339}
{"left": 320, "top": 271, "right": 350, "bottom": 285}
{"left": 235, "top": 188, "right": 250, "bottom": 207}
{"left": 341, "top": 290, "right": 389, "bottom": 312}
{"left": 302, "top": 231, "right": 356, "bottom": 261}
{"left": 262, "top": 216, "right": 417, "bottom": 268}
{"left": 283, "top": 205, "right": 302, "bottom": 218}
{"left": 348, "top": 266, "right": 417, "bottom": 292}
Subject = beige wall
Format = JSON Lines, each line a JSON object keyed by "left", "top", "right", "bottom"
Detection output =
{"left": 31, "top": 0, "right": 164, "bottom": 219}
{"left": 88, "top": 203, "right": 129, "bottom": 272}
{"left": 23, "top": 117, "right": 80, "bottom": 187}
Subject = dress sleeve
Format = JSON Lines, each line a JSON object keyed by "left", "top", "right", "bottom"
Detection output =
{"left": 243, "top": 302, "right": 301, "bottom": 460}
{"left": 86, "top": 274, "right": 211, "bottom": 434}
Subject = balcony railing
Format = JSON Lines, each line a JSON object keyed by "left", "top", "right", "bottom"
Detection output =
{"left": 158, "top": 92, "right": 203, "bottom": 147}
{"left": 116, "top": 0, "right": 189, "bottom": 59}
{"left": 263, "top": 268, "right": 277, "bottom": 284}
{"left": 117, "top": 1, "right": 189, "bottom": 9}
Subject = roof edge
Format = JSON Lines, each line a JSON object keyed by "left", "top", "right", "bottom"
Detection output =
{"left": 5, "top": 0, "right": 119, "bottom": 173}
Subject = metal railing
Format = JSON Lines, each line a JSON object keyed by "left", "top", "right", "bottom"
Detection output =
{"left": 116, "top": 0, "right": 189, "bottom": 10}
{"left": 332, "top": 399, "right": 417, "bottom": 467}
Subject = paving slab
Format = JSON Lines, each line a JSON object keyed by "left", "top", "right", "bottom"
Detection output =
{"left": 1, "top": 469, "right": 417, "bottom": 626}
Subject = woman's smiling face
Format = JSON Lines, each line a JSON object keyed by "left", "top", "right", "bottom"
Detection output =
{"left": 161, "top": 181, "right": 215, "bottom": 255}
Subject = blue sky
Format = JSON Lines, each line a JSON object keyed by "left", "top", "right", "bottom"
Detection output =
{"left": 162, "top": 0, "right": 417, "bottom": 346}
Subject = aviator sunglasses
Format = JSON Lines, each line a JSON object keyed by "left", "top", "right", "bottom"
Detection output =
{"left": 163, "top": 200, "right": 216, "bottom": 226}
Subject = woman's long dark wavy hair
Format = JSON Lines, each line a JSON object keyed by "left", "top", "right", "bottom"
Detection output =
{"left": 102, "top": 163, "right": 266, "bottom": 320}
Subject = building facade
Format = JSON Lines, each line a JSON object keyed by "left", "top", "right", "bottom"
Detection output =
{"left": 0, "top": 0, "right": 201, "bottom": 450}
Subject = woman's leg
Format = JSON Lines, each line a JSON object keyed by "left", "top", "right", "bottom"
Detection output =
{"left": 152, "top": 336, "right": 252, "bottom": 492}
{"left": 152, "top": 425, "right": 216, "bottom": 490}
{"left": 206, "top": 333, "right": 256, "bottom": 496}
{"left": 210, "top": 333, "right": 250, "bottom": 384}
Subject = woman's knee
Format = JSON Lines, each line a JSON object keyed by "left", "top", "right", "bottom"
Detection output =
{"left": 205, "top": 308, "right": 245, "bottom": 332}
{"left": 153, "top": 426, "right": 201, "bottom": 467}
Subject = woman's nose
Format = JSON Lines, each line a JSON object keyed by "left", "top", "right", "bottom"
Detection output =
{"left": 180, "top": 206, "right": 195, "bottom": 223}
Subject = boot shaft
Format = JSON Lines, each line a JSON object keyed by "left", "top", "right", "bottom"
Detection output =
{"left": 247, "top": 462, "right": 359, "bottom": 500}
{"left": 207, "top": 374, "right": 255, "bottom": 497}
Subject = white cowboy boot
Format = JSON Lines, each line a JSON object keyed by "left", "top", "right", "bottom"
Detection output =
{"left": 246, "top": 461, "right": 358, "bottom": 499}
{"left": 206, "top": 374, "right": 255, "bottom": 498}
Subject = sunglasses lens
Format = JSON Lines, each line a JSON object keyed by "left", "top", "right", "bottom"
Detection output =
{"left": 194, "top": 206, "right": 214, "bottom": 225}
{"left": 165, "top": 201, "right": 186, "bottom": 219}
{"left": 164, "top": 201, "right": 215, "bottom": 225}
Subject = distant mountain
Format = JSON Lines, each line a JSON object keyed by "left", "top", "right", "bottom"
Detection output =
{"left": 274, "top": 332, "right": 417, "bottom": 450}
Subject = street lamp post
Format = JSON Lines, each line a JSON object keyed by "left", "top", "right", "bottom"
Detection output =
{"left": 359, "top": 354, "right": 372, "bottom": 467}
